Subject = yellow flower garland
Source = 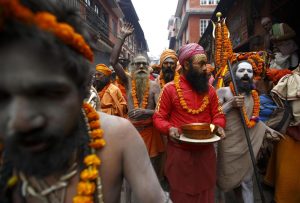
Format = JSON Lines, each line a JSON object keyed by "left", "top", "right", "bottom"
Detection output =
{"left": 73, "top": 103, "right": 106, "bottom": 203}
{"left": 174, "top": 72, "right": 209, "bottom": 114}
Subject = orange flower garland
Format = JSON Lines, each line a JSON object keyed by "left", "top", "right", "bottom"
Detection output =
{"left": 131, "top": 79, "right": 149, "bottom": 109}
{"left": 214, "top": 17, "right": 233, "bottom": 89}
{"left": 215, "top": 22, "right": 222, "bottom": 69}
{"left": 0, "top": 0, "right": 94, "bottom": 62}
{"left": 159, "top": 72, "right": 166, "bottom": 88}
{"left": 229, "top": 82, "right": 260, "bottom": 128}
{"left": 73, "top": 103, "right": 106, "bottom": 203}
{"left": 174, "top": 72, "right": 209, "bottom": 114}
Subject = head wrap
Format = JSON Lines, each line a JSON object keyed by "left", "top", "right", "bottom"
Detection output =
{"left": 159, "top": 49, "right": 178, "bottom": 67}
{"left": 178, "top": 43, "right": 205, "bottom": 65}
{"left": 96, "top": 64, "right": 112, "bottom": 76}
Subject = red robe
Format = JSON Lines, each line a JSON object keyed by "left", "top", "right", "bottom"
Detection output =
{"left": 153, "top": 75, "right": 225, "bottom": 202}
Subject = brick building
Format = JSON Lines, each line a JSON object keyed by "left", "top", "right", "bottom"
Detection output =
{"left": 62, "top": 0, "right": 148, "bottom": 65}
{"left": 169, "top": 0, "right": 219, "bottom": 51}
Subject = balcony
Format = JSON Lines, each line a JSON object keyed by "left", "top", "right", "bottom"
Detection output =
{"left": 62, "top": 0, "right": 110, "bottom": 43}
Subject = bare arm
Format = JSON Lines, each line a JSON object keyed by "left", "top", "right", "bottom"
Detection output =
{"left": 109, "top": 23, "right": 134, "bottom": 86}
{"left": 122, "top": 120, "right": 167, "bottom": 202}
{"left": 217, "top": 87, "right": 244, "bottom": 113}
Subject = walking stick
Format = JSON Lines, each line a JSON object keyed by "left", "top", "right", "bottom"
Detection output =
{"left": 227, "top": 59, "right": 266, "bottom": 203}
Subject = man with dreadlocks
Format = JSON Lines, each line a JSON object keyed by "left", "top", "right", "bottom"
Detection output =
{"left": 0, "top": 1, "right": 167, "bottom": 203}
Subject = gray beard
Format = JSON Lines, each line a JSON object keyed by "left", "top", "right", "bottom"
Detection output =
{"left": 134, "top": 74, "right": 149, "bottom": 105}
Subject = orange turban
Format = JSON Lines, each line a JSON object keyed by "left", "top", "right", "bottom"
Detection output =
{"left": 96, "top": 64, "right": 112, "bottom": 76}
{"left": 159, "top": 49, "right": 178, "bottom": 67}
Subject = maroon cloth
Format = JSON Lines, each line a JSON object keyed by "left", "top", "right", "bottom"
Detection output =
{"left": 170, "top": 187, "right": 214, "bottom": 203}
{"left": 287, "top": 125, "right": 300, "bottom": 141}
{"left": 153, "top": 75, "right": 226, "bottom": 197}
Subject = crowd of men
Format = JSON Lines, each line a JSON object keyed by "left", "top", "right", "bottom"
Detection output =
{"left": 0, "top": 1, "right": 299, "bottom": 203}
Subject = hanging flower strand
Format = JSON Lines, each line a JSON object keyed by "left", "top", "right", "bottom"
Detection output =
{"left": 73, "top": 103, "right": 106, "bottom": 203}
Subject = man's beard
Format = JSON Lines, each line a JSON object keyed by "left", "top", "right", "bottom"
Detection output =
{"left": 93, "top": 77, "right": 110, "bottom": 92}
{"left": 134, "top": 71, "right": 149, "bottom": 103}
{"left": 4, "top": 115, "right": 87, "bottom": 178}
{"left": 162, "top": 67, "right": 175, "bottom": 83}
{"left": 186, "top": 67, "right": 209, "bottom": 94}
{"left": 236, "top": 75, "right": 253, "bottom": 95}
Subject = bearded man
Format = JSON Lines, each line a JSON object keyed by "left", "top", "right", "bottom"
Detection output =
{"left": 157, "top": 49, "right": 178, "bottom": 88}
{"left": 93, "top": 64, "right": 127, "bottom": 117}
{"left": 0, "top": 1, "right": 167, "bottom": 203}
{"left": 216, "top": 60, "right": 284, "bottom": 203}
{"left": 153, "top": 43, "right": 226, "bottom": 203}
{"left": 110, "top": 23, "right": 165, "bottom": 174}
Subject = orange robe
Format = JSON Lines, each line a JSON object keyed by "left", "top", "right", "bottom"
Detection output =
{"left": 130, "top": 118, "right": 165, "bottom": 158}
{"left": 153, "top": 75, "right": 225, "bottom": 203}
{"left": 264, "top": 126, "right": 300, "bottom": 203}
{"left": 99, "top": 83, "right": 127, "bottom": 117}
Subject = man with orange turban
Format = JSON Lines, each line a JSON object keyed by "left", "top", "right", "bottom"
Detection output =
{"left": 157, "top": 49, "right": 178, "bottom": 88}
{"left": 153, "top": 43, "right": 226, "bottom": 203}
{"left": 94, "top": 64, "right": 127, "bottom": 117}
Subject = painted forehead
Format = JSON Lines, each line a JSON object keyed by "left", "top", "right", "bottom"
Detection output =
{"left": 191, "top": 54, "right": 207, "bottom": 63}
{"left": 164, "top": 57, "right": 175, "bottom": 63}
{"left": 133, "top": 55, "right": 147, "bottom": 63}
{"left": 237, "top": 61, "right": 253, "bottom": 71}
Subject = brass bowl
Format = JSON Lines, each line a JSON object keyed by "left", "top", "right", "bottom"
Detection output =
{"left": 181, "top": 123, "right": 216, "bottom": 140}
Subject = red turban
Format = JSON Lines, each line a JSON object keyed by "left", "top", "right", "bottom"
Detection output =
{"left": 178, "top": 43, "right": 205, "bottom": 65}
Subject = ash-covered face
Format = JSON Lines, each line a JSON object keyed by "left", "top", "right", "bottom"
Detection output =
{"left": 0, "top": 42, "right": 84, "bottom": 177}
{"left": 235, "top": 61, "right": 254, "bottom": 95}
{"left": 132, "top": 55, "right": 149, "bottom": 78}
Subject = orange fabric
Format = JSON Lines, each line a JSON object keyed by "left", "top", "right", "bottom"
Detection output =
{"left": 114, "top": 81, "right": 127, "bottom": 101}
{"left": 99, "top": 83, "right": 127, "bottom": 117}
{"left": 264, "top": 135, "right": 300, "bottom": 203}
{"left": 96, "top": 64, "right": 112, "bottom": 76}
{"left": 131, "top": 118, "right": 165, "bottom": 157}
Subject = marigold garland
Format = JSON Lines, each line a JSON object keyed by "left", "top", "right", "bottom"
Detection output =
{"left": 159, "top": 72, "right": 166, "bottom": 88}
{"left": 214, "top": 17, "right": 233, "bottom": 89}
{"left": 73, "top": 103, "right": 106, "bottom": 203}
{"left": 229, "top": 82, "right": 260, "bottom": 128}
{"left": 131, "top": 79, "right": 149, "bottom": 109}
{"left": 0, "top": 0, "right": 94, "bottom": 62}
{"left": 174, "top": 72, "right": 209, "bottom": 114}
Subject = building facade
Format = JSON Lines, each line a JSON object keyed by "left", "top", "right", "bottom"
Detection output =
{"left": 62, "top": 0, "right": 148, "bottom": 66}
{"left": 199, "top": 0, "right": 299, "bottom": 63}
{"left": 169, "top": 0, "right": 218, "bottom": 51}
